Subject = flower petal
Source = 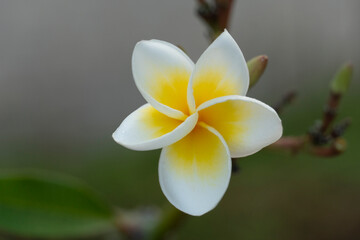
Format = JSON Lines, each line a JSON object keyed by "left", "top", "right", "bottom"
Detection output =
{"left": 187, "top": 30, "right": 249, "bottom": 113}
{"left": 113, "top": 104, "right": 198, "bottom": 151}
{"left": 198, "top": 95, "right": 282, "bottom": 157}
{"left": 132, "top": 40, "right": 194, "bottom": 119}
{"left": 159, "top": 123, "right": 231, "bottom": 216}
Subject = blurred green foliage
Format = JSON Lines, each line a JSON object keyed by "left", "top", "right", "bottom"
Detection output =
{"left": 0, "top": 171, "right": 114, "bottom": 238}
{"left": 0, "top": 89, "right": 358, "bottom": 239}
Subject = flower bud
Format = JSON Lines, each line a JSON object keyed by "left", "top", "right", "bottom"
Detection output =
{"left": 330, "top": 63, "right": 353, "bottom": 94}
{"left": 247, "top": 55, "right": 268, "bottom": 88}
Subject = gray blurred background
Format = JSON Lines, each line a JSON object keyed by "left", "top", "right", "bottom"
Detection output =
{"left": 0, "top": 0, "right": 358, "bottom": 147}
{"left": 0, "top": 1, "right": 360, "bottom": 239}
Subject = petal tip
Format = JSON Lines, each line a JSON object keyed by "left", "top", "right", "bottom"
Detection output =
{"left": 216, "top": 28, "right": 236, "bottom": 43}
{"left": 222, "top": 28, "right": 231, "bottom": 37}
{"left": 133, "top": 39, "right": 148, "bottom": 50}
{"left": 180, "top": 207, "right": 212, "bottom": 216}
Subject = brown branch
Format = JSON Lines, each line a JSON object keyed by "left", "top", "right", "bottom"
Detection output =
{"left": 320, "top": 92, "right": 341, "bottom": 133}
{"left": 269, "top": 136, "right": 306, "bottom": 154}
{"left": 310, "top": 137, "right": 347, "bottom": 157}
{"left": 231, "top": 158, "right": 241, "bottom": 173}
{"left": 215, "top": 0, "right": 234, "bottom": 30}
{"left": 196, "top": 0, "right": 235, "bottom": 41}
{"left": 273, "top": 90, "right": 297, "bottom": 114}
{"left": 269, "top": 135, "right": 347, "bottom": 158}
{"left": 269, "top": 64, "right": 352, "bottom": 158}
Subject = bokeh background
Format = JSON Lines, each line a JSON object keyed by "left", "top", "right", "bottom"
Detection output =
{"left": 0, "top": 0, "right": 359, "bottom": 239}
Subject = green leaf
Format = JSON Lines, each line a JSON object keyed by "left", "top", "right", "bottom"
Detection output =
{"left": 330, "top": 63, "right": 353, "bottom": 94}
{"left": 0, "top": 171, "right": 115, "bottom": 239}
{"left": 247, "top": 55, "right": 268, "bottom": 88}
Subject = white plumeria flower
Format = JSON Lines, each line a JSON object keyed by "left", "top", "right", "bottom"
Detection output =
{"left": 113, "top": 30, "right": 282, "bottom": 216}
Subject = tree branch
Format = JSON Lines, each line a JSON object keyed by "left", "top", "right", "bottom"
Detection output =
{"left": 149, "top": 206, "right": 186, "bottom": 240}
{"left": 197, "top": 0, "right": 234, "bottom": 40}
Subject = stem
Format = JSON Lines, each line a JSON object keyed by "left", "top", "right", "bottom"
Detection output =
{"left": 148, "top": 205, "right": 187, "bottom": 240}
{"left": 215, "top": 0, "right": 234, "bottom": 31}
{"left": 268, "top": 135, "right": 347, "bottom": 157}
{"left": 320, "top": 92, "right": 341, "bottom": 133}
{"left": 310, "top": 138, "right": 346, "bottom": 157}
{"left": 269, "top": 136, "right": 306, "bottom": 154}
{"left": 273, "top": 91, "right": 297, "bottom": 114}
{"left": 231, "top": 158, "right": 241, "bottom": 173}
{"left": 197, "top": 0, "right": 235, "bottom": 41}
